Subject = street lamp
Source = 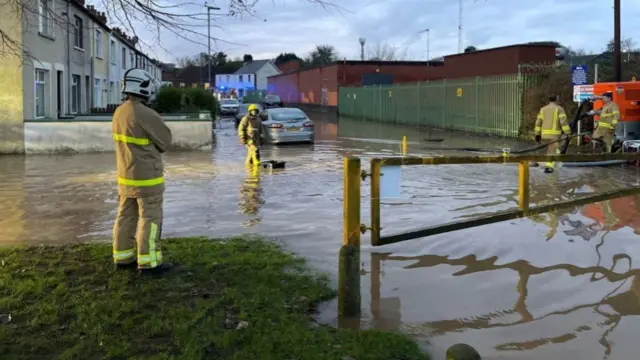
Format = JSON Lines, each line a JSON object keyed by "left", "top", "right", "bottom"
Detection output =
{"left": 418, "top": 29, "right": 430, "bottom": 66}
{"left": 205, "top": 3, "right": 221, "bottom": 90}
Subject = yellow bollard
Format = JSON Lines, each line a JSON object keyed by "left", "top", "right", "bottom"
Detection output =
{"left": 338, "top": 157, "right": 361, "bottom": 318}
{"left": 401, "top": 136, "right": 407, "bottom": 155}
{"left": 518, "top": 161, "right": 530, "bottom": 211}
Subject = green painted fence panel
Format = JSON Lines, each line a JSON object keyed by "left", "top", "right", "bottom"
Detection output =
{"left": 338, "top": 74, "right": 525, "bottom": 138}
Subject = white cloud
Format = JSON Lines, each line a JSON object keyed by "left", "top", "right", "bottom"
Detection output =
{"left": 123, "top": 0, "right": 640, "bottom": 63}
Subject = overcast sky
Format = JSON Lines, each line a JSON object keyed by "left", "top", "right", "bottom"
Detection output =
{"left": 130, "top": 0, "right": 640, "bottom": 63}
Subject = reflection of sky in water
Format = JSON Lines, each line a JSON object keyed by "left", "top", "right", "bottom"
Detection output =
{"left": 2, "top": 114, "right": 640, "bottom": 360}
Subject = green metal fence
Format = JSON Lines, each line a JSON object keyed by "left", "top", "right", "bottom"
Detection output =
{"left": 338, "top": 74, "right": 524, "bottom": 138}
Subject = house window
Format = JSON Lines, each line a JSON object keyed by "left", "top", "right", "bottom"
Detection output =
{"left": 121, "top": 47, "right": 126, "bottom": 68}
{"left": 109, "top": 81, "right": 115, "bottom": 104}
{"left": 38, "top": 0, "right": 53, "bottom": 36}
{"left": 35, "top": 69, "right": 47, "bottom": 118}
{"left": 71, "top": 75, "right": 81, "bottom": 113}
{"left": 247, "top": 74, "right": 251, "bottom": 82}
{"left": 73, "top": 16, "right": 83, "bottom": 48}
{"left": 239, "top": 75, "right": 243, "bottom": 82}
{"left": 93, "top": 78, "right": 101, "bottom": 107}
{"left": 95, "top": 30, "right": 103, "bottom": 58}
{"left": 110, "top": 40, "right": 116, "bottom": 64}
{"left": 129, "top": 53, "right": 133, "bottom": 69}
{"left": 226, "top": 75, "right": 230, "bottom": 81}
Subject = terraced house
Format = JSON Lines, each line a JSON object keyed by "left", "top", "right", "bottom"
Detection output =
{"left": 0, "top": 0, "right": 162, "bottom": 153}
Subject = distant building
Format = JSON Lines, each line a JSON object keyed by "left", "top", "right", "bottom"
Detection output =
{"left": 215, "top": 60, "right": 280, "bottom": 97}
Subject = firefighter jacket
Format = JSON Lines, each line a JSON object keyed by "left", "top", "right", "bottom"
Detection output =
{"left": 597, "top": 102, "right": 620, "bottom": 131}
{"left": 534, "top": 102, "right": 571, "bottom": 140}
{"left": 112, "top": 98, "right": 172, "bottom": 198}
{"left": 238, "top": 115, "right": 262, "bottom": 147}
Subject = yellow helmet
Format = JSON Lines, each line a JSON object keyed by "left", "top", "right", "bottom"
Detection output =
{"left": 248, "top": 104, "right": 260, "bottom": 112}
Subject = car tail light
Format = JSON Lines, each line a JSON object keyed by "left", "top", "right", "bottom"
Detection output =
{"left": 268, "top": 123, "right": 283, "bottom": 128}
{"left": 303, "top": 121, "right": 313, "bottom": 127}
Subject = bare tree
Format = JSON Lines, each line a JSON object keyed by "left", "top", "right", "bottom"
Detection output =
{"left": 0, "top": 0, "right": 338, "bottom": 61}
{"left": 175, "top": 55, "right": 197, "bottom": 68}
{"left": 366, "top": 42, "right": 405, "bottom": 61}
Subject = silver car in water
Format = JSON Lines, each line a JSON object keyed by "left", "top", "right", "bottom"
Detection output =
{"left": 261, "top": 108, "right": 314, "bottom": 144}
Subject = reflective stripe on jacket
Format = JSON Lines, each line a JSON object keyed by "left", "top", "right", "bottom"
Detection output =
{"left": 534, "top": 102, "right": 570, "bottom": 139}
{"left": 597, "top": 102, "right": 620, "bottom": 130}
{"left": 238, "top": 115, "right": 262, "bottom": 147}
{"left": 112, "top": 98, "right": 172, "bottom": 197}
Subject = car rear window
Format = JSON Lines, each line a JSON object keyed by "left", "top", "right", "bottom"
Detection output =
{"left": 221, "top": 99, "right": 238, "bottom": 105}
{"left": 270, "top": 109, "right": 306, "bottom": 121}
{"left": 265, "top": 95, "right": 280, "bottom": 101}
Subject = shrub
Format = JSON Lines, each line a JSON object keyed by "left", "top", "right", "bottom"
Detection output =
{"left": 155, "top": 86, "right": 183, "bottom": 113}
{"left": 183, "top": 87, "right": 219, "bottom": 117}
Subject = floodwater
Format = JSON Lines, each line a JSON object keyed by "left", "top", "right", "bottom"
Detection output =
{"left": 2, "top": 111, "right": 640, "bottom": 360}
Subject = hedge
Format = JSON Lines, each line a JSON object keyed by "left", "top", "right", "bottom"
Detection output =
{"left": 154, "top": 86, "right": 219, "bottom": 117}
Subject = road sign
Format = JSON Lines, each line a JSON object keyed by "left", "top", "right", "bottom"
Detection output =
{"left": 573, "top": 85, "right": 593, "bottom": 103}
{"left": 571, "top": 65, "right": 588, "bottom": 86}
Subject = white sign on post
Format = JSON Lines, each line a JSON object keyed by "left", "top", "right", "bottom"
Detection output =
{"left": 573, "top": 85, "right": 594, "bottom": 103}
{"left": 380, "top": 166, "right": 402, "bottom": 198}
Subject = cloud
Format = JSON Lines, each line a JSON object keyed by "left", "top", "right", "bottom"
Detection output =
{"left": 129, "top": 0, "right": 640, "bottom": 63}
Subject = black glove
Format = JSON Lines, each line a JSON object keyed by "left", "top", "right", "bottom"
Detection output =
{"left": 535, "top": 135, "right": 541, "bottom": 144}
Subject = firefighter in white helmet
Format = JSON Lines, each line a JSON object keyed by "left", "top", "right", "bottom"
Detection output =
{"left": 112, "top": 68, "right": 173, "bottom": 275}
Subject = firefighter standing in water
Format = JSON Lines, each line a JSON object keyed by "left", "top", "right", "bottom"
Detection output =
{"left": 238, "top": 104, "right": 263, "bottom": 165}
{"left": 112, "top": 68, "right": 173, "bottom": 275}
{"left": 534, "top": 93, "right": 571, "bottom": 174}
{"left": 588, "top": 92, "right": 620, "bottom": 153}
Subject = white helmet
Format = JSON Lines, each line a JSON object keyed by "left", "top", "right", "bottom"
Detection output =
{"left": 122, "top": 68, "right": 159, "bottom": 102}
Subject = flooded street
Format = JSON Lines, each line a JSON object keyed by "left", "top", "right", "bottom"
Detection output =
{"left": 2, "top": 111, "right": 640, "bottom": 359}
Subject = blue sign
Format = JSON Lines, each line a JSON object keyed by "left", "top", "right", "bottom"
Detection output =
{"left": 571, "top": 65, "right": 588, "bottom": 86}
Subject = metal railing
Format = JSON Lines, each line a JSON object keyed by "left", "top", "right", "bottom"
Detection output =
{"left": 338, "top": 153, "right": 640, "bottom": 317}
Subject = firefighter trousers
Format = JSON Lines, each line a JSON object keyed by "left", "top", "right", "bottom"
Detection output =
{"left": 112, "top": 195, "right": 164, "bottom": 269}
{"left": 544, "top": 141, "right": 561, "bottom": 169}
{"left": 593, "top": 127, "right": 615, "bottom": 153}
{"left": 245, "top": 144, "right": 260, "bottom": 165}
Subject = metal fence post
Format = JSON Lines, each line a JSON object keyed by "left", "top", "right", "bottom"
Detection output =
{"left": 339, "top": 157, "right": 361, "bottom": 318}
{"left": 518, "top": 161, "right": 530, "bottom": 211}
{"left": 417, "top": 82, "right": 421, "bottom": 126}
{"left": 475, "top": 77, "right": 479, "bottom": 129}
{"left": 442, "top": 79, "right": 447, "bottom": 128}
{"left": 371, "top": 159, "right": 381, "bottom": 246}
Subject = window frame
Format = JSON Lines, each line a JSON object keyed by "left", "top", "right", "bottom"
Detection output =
{"left": 93, "top": 78, "right": 101, "bottom": 108}
{"left": 95, "top": 29, "right": 103, "bottom": 58}
{"left": 34, "top": 69, "right": 47, "bottom": 119}
{"left": 71, "top": 74, "right": 80, "bottom": 114}
{"left": 121, "top": 47, "right": 126, "bottom": 68}
{"left": 73, "top": 16, "right": 83, "bottom": 49}
{"left": 110, "top": 40, "right": 116, "bottom": 64}
{"left": 38, "top": 0, "right": 54, "bottom": 37}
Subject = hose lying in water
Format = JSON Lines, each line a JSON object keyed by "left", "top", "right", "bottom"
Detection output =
{"left": 421, "top": 133, "right": 586, "bottom": 154}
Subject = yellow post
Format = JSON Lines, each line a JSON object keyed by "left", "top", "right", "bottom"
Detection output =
{"left": 401, "top": 136, "right": 407, "bottom": 155}
{"left": 518, "top": 161, "right": 530, "bottom": 211}
{"left": 339, "top": 157, "right": 361, "bottom": 318}
{"left": 370, "top": 159, "right": 381, "bottom": 246}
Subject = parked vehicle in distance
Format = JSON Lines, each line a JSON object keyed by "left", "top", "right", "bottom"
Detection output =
{"left": 262, "top": 94, "right": 283, "bottom": 108}
{"left": 235, "top": 103, "right": 264, "bottom": 128}
{"left": 261, "top": 107, "right": 314, "bottom": 144}
{"left": 219, "top": 98, "right": 240, "bottom": 116}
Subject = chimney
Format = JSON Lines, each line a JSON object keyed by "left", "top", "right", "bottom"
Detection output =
{"left": 77, "top": 0, "right": 85, "bottom": 6}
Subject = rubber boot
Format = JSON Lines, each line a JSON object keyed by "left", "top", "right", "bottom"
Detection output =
{"left": 115, "top": 262, "right": 137, "bottom": 271}
{"left": 139, "top": 263, "right": 173, "bottom": 276}
{"left": 544, "top": 167, "right": 554, "bottom": 174}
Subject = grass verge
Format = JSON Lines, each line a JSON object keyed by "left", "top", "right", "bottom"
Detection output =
{"left": 0, "top": 237, "right": 430, "bottom": 360}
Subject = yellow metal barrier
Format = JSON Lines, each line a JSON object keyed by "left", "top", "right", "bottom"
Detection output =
{"left": 339, "top": 152, "right": 640, "bottom": 317}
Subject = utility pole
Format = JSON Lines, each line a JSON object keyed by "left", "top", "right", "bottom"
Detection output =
{"left": 458, "top": 0, "right": 463, "bottom": 53}
{"left": 614, "top": 0, "right": 621, "bottom": 82}
{"left": 419, "top": 28, "right": 430, "bottom": 65}
{"left": 205, "top": 3, "right": 221, "bottom": 90}
{"left": 359, "top": 37, "right": 366, "bottom": 61}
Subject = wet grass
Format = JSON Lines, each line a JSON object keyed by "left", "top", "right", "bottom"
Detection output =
{"left": 0, "top": 237, "right": 429, "bottom": 360}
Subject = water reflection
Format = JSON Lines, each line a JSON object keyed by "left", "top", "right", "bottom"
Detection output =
{"left": 369, "top": 246, "right": 638, "bottom": 358}
{"left": 238, "top": 165, "right": 264, "bottom": 226}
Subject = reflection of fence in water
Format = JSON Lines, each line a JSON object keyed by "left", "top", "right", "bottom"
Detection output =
{"left": 369, "top": 241, "right": 638, "bottom": 357}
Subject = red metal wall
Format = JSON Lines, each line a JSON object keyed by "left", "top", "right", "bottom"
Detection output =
{"left": 299, "top": 65, "right": 339, "bottom": 106}
{"left": 337, "top": 63, "right": 445, "bottom": 86}
{"left": 268, "top": 72, "right": 300, "bottom": 103}
{"left": 443, "top": 45, "right": 556, "bottom": 79}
